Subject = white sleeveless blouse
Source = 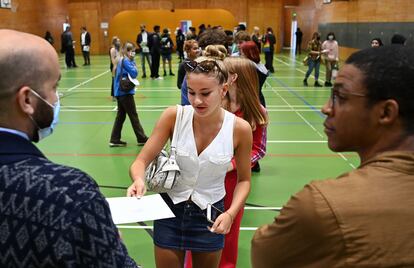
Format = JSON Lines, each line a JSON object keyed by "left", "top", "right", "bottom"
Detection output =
{"left": 168, "top": 105, "right": 235, "bottom": 210}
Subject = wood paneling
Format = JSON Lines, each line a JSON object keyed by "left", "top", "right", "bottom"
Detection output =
{"left": 3, "top": 0, "right": 414, "bottom": 56}
{"left": 67, "top": 0, "right": 284, "bottom": 53}
{"left": 108, "top": 9, "right": 238, "bottom": 52}
{"left": 294, "top": 0, "right": 414, "bottom": 59}
{"left": 0, "top": 0, "right": 68, "bottom": 52}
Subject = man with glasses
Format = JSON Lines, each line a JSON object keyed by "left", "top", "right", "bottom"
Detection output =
{"left": 0, "top": 29, "right": 139, "bottom": 267}
{"left": 251, "top": 45, "right": 414, "bottom": 267}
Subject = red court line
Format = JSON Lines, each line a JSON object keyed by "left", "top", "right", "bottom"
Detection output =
{"left": 45, "top": 152, "right": 357, "bottom": 158}
{"left": 45, "top": 153, "right": 137, "bottom": 157}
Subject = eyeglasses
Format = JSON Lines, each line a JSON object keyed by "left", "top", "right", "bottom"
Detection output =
{"left": 184, "top": 59, "right": 226, "bottom": 78}
{"left": 329, "top": 87, "right": 367, "bottom": 109}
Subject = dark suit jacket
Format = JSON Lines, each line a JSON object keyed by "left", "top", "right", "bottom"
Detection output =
{"left": 80, "top": 31, "right": 91, "bottom": 46}
{"left": 0, "top": 131, "right": 138, "bottom": 267}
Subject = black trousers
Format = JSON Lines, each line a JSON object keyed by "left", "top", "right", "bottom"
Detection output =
{"left": 150, "top": 53, "right": 160, "bottom": 78}
{"left": 264, "top": 51, "right": 274, "bottom": 73}
{"left": 65, "top": 46, "right": 76, "bottom": 67}
{"left": 110, "top": 94, "right": 147, "bottom": 143}
{"left": 82, "top": 47, "right": 90, "bottom": 65}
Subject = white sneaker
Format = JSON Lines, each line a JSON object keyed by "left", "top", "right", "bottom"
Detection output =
{"left": 155, "top": 77, "right": 164, "bottom": 80}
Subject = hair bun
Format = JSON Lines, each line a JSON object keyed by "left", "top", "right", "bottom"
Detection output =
{"left": 203, "top": 45, "right": 227, "bottom": 60}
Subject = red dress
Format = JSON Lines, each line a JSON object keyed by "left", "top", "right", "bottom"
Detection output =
{"left": 185, "top": 107, "right": 267, "bottom": 268}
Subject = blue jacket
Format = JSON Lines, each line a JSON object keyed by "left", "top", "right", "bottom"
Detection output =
{"left": 180, "top": 78, "right": 190, "bottom": 105}
{"left": 0, "top": 131, "right": 139, "bottom": 267}
{"left": 114, "top": 57, "right": 138, "bottom": 97}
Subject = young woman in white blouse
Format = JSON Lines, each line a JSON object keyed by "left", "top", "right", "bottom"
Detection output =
{"left": 127, "top": 56, "right": 252, "bottom": 268}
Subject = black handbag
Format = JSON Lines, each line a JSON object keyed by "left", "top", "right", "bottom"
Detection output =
{"left": 119, "top": 58, "right": 136, "bottom": 91}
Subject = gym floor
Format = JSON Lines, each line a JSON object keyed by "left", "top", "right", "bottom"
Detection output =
{"left": 39, "top": 53, "right": 359, "bottom": 267}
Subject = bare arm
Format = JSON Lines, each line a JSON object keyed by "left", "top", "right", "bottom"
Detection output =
{"left": 127, "top": 106, "right": 177, "bottom": 197}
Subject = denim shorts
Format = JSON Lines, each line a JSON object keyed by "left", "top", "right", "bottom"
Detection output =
{"left": 153, "top": 193, "right": 225, "bottom": 252}
{"left": 161, "top": 53, "right": 172, "bottom": 61}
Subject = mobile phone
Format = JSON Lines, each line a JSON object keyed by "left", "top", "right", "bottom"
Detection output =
{"left": 206, "top": 203, "right": 223, "bottom": 224}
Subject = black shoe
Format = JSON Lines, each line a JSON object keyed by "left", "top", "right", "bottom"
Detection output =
{"left": 314, "top": 81, "right": 322, "bottom": 87}
{"left": 163, "top": 71, "right": 167, "bottom": 76}
{"left": 109, "top": 140, "right": 127, "bottom": 147}
{"left": 169, "top": 72, "right": 175, "bottom": 76}
{"left": 303, "top": 79, "right": 308, "bottom": 86}
{"left": 137, "top": 137, "right": 148, "bottom": 146}
{"left": 142, "top": 74, "right": 146, "bottom": 78}
{"left": 83, "top": 63, "right": 87, "bottom": 66}
{"left": 73, "top": 65, "right": 78, "bottom": 68}
{"left": 324, "top": 81, "right": 332, "bottom": 87}
{"left": 251, "top": 162, "right": 261, "bottom": 173}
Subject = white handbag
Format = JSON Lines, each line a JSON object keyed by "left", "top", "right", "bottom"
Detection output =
{"left": 144, "top": 105, "right": 183, "bottom": 193}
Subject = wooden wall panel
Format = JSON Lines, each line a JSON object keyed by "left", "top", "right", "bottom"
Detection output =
{"left": 290, "top": 0, "right": 414, "bottom": 59}
{"left": 67, "top": 0, "right": 284, "bottom": 53}
{"left": 107, "top": 9, "right": 238, "bottom": 53}
{"left": 247, "top": 0, "right": 283, "bottom": 52}
{"left": 0, "top": 0, "right": 68, "bottom": 52}
{"left": 68, "top": 1, "right": 102, "bottom": 55}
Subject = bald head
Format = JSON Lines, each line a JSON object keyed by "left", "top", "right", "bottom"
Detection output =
{"left": 0, "top": 30, "right": 60, "bottom": 100}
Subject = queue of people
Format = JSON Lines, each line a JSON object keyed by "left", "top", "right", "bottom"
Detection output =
{"left": 3, "top": 26, "right": 414, "bottom": 268}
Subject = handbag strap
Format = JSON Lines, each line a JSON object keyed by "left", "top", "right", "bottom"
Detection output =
{"left": 118, "top": 57, "right": 125, "bottom": 85}
{"left": 170, "top": 105, "right": 183, "bottom": 157}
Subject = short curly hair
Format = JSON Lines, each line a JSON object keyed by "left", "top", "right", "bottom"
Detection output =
{"left": 346, "top": 46, "right": 414, "bottom": 133}
{"left": 197, "top": 29, "right": 227, "bottom": 49}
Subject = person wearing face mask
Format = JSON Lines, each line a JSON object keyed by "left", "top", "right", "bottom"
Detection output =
{"left": 371, "top": 37, "right": 383, "bottom": 47}
{"left": 0, "top": 29, "right": 140, "bottom": 267}
{"left": 109, "top": 41, "right": 148, "bottom": 147}
{"left": 303, "top": 32, "right": 323, "bottom": 87}
{"left": 136, "top": 24, "right": 152, "bottom": 78}
{"left": 261, "top": 27, "right": 276, "bottom": 73}
{"left": 109, "top": 36, "right": 122, "bottom": 101}
{"left": 321, "top": 32, "right": 339, "bottom": 87}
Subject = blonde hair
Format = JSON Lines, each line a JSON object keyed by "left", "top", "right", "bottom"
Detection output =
{"left": 186, "top": 55, "right": 228, "bottom": 85}
{"left": 203, "top": 45, "right": 228, "bottom": 60}
{"left": 122, "top": 41, "right": 135, "bottom": 56}
{"left": 223, "top": 57, "right": 268, "bottom": 129}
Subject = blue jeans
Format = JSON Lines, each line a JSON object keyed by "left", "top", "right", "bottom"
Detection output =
{"left": 305, "top": 58, "right": 320, "bottom": 81}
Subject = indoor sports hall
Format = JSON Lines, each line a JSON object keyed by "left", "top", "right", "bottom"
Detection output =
{"left": 1, "top": 0, "right": 413, "bottom": 267}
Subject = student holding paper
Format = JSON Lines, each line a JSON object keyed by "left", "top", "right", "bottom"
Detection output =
{"left": 80, "top": 26, "right": 91, "bottom": 65}
{"left": 128, "top": 55, "right": 252, "bottom": 268}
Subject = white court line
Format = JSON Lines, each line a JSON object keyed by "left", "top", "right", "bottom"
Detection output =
{"left": 245, "top": 206, "right": 282, "bottom": 210}
{"left": 267, "top": 140, "right": 326, "bottom": 143}
{"left": 60, "top": 77, "right": 97, "bottom": 79}
{"left": 278, "top": 55, "right": 327, "bottom": 76}
{"left": 263, "top": 88, "right": 330, "bottom": 91}
{"left": 267, "top": 81, "right": 325, "bottom": 138}
{"left": 269, "top": 62, "right": 356, "bottom": 169}
{"left": 274, "top": 57, "right": 291, "bottom": 67}
{"left": 60, "top": 88, "right": 328, "bottom": 93}
{"left": 59, "top": 108, "right": 321, "bottom": 112}
{"left": 63, "top": 70, "right": 110, "bottom": 93}
{"left": 268, "top": 76, "right": 306, "bottom": 79}
{"left": 116, "top": 225, "right": 259, "bottom": 231}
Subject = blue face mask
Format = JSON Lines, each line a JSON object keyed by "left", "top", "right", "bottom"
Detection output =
{"left": 30, "top": 89, "right": 61, "bottom": 141}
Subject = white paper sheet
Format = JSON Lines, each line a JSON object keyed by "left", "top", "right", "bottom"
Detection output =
{"left": 106, "top": 194, "right": 175, "bottom": 224}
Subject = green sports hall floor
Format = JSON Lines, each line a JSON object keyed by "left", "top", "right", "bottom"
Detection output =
{"left": 39, "top": 53, "right": 359, "bottom": 267}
